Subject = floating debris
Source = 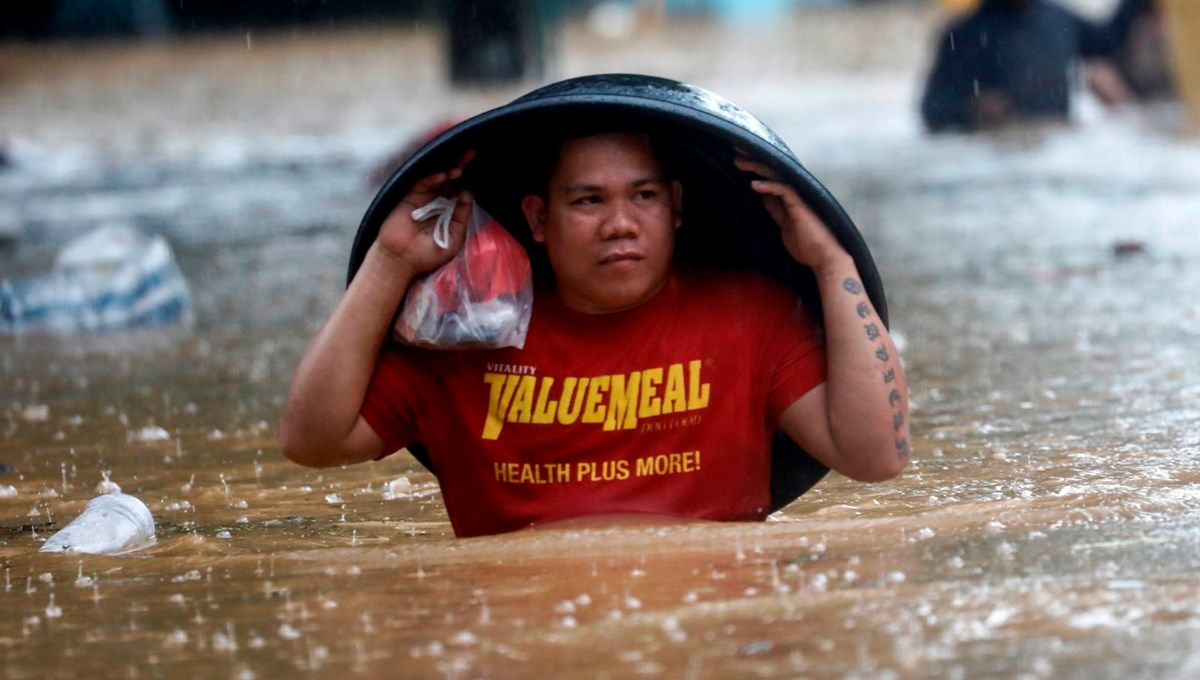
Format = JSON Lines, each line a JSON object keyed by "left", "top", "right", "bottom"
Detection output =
{"left": 39, "top": 493, "right": 156, "bottom": 555}
{"left": 132, "top": 426, "right": 171, "bottom": 442}
{"left": 20, "top": 404, "right": 50, "bottom": 422}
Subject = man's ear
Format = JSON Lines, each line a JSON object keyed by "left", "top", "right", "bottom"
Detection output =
{"left": 521, "top": 194, "right": 548, "bottom": 243}
{"left": 670, "top": 179, "right": 683, "bottom": 229}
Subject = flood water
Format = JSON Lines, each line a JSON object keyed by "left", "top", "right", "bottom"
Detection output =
{"left": 3, "top": 4, "right": 1200, "bottom": 678}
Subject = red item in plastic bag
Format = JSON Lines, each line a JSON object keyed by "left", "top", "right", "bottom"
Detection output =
{"left": 394, "top": 201, "right": 533, "bottom": 350}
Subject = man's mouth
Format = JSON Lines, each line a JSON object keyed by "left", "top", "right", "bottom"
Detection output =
{"left": 599, "top": 251, "right": 643, "bottom": 265}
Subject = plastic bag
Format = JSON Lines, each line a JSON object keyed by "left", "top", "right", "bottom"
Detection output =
{"left": 394, "top": 198, "right": 533, "bottom": 349}
{"left": 0, "top": 225, "right": 193, "bottom": 334}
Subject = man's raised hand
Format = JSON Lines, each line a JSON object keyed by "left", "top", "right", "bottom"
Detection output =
{"left": 735, "top": 154, "right": 849, "bottom": 273}
{"left": 376, "top": 150, "right": 476, "bottom": 276}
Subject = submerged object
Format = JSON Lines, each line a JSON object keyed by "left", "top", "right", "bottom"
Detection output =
{"left": 40, "top": 493, "right": 157, "bottom": 555}
{"left": 1, "top": 224, "right": 193, "bottom": 334}
{"left": 350, "top": 73, "right": 889, "bottom": 511}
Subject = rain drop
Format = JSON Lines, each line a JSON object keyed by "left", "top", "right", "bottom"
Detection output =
{"left": 45, "top": 594, "right": 62, "bottom": 618}
{"left": 95, "top": 471, "right": 120, "bottom": 495}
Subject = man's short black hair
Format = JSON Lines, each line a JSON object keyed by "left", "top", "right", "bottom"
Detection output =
{"left": 524, "top": 118, "right": 679, "bottom": 198}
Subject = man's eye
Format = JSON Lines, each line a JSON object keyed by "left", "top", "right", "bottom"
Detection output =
{"left": 573, "top": 195, "right": 601, "bottom": 205}
{"left": 635, "top": 189, "right": 659, "bottom": 201}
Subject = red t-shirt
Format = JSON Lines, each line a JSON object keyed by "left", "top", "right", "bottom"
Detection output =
{"left": 361, "top": 269, "right": 827, "bottom": 537}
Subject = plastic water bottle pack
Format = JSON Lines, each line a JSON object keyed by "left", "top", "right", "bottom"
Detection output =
{"left": 0, "top": 225, "right": 193, "bottom": 334}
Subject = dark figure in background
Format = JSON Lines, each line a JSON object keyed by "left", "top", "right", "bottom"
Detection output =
{"left": 448, "top": 0, "right": 547, "bottom": 85}
{"left": 1110, "top": 0, "right": 1174, "bottom": 101}
{"left": 920, "top": 0, "right": 1151, "bottom": 132}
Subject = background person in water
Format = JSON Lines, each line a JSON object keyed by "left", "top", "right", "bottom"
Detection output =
{"left": 279, "top": 130, "right": 910, "bottom": 537}
{"left": 919, "top": 0, "right": 1153, "bottom": 132}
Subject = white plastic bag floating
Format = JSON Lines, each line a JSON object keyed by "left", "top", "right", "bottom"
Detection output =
{"left": 39, "top": 493, "right": 157, "bottom": 555}
{"left": 1, "top": 225, "right": 193, "bottom": 334}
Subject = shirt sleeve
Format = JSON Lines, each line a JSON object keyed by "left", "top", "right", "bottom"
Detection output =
{"left": 359, "top": 346, "right": 426, "bottom": 458}
{"left": 762, "top": 289, "right": 828, "bottom": 425}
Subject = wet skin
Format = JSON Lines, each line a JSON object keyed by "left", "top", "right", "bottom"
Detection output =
{"left": 521, "top": 133, "right": 683, "bottom": 315}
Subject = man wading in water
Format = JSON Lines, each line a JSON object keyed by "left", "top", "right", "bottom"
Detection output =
{"left": 280, "top": 129, "right": 910, "bottom": 537}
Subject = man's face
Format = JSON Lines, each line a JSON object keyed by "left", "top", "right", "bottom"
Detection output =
{"left": 521, "top": 133, "right": 682, "bottom": 314}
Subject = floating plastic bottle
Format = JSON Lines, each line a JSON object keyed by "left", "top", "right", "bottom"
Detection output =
{"left": 39, "top": 493, "right": 157, "bottom": 555}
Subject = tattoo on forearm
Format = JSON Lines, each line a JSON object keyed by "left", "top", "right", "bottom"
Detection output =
{"left": 841, "top": 275, "right": 910, "bottom": 464}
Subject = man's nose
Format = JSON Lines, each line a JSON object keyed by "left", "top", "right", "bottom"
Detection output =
{"left": 600, "top": 200, "right": 640, "bottom": 239}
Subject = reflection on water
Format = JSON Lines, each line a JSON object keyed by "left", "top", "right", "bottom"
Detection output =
{"left": 3, "top": 5, "right": 1200, "bottom": 678}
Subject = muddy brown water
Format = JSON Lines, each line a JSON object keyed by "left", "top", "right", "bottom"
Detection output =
{"left": 3, "top": 4, "right": 1200, "bottom": 678}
